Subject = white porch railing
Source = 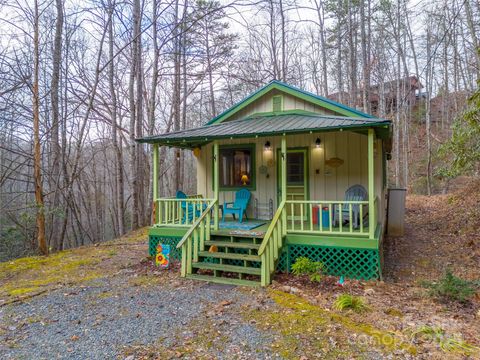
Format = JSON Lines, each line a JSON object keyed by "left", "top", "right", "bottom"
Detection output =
{"left": 285, "top": 199, "right": 372, "bottom": 236}
{"left": 154, "top": 195, "right": 215, "bottom": 227}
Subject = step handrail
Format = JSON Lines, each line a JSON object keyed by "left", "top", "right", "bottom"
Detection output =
{"left": 258, "top": 200, "right": 286, "bottom": 256}
{"left": 177, "top": 199, "right": 217, "bottom": 278}
{"left": 258, "top": 201, "right": 286, "bottom": 286}
{"left": 176, "top": 199, "right": 217, "bottom": 249}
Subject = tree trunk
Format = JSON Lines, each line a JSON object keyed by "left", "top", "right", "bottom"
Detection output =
{"left": 313, "top": 0, "right": 328, "bottom": 96}
{"left": 108, "top": 0, "right": 125, "bottom": 235}
{"left": 394, "top": 0, "right": 402, "bottom": 188}
{"left": 33, "top": 0, "right": 48, "bottom": 255}
{"left": 173, "top": 0, "right": 181, "bottom": 192}
{"left": 205, "top": 25, "right": 216, "bottom": 117}
{"left": 360, "top": 0, "right": 369, "bottom": 112}
{"left": 464, "top": 0, "right": 480, "bottom": 79}
{"left": 425, "top": 26, "right": 433, "bottom": 196}
{"left": 129, "top": 0, "right": 141, "bottom": 229}
{"left": 279, "top": 0, "right": 286, "bottom": 81}
{"left": 49, "top": 0, "right": 63, "bottom": 250}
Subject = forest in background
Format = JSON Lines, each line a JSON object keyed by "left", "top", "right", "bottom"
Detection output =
{"left": 0, "top": 0, "right": 479, "bottom": 260}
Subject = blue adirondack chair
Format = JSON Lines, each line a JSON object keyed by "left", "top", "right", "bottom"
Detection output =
{"left": 176, "top": 191, "right": 201, "bottom": 224}
{"left": 334, "top": 185, "right": 368, "bottom": 229}
{"left": 222, "top": 189, "right": 251, "bottom": 223}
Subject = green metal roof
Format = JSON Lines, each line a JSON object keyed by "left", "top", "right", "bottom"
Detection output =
{"left": 207, "top": 80, "right": 375, "bottom": 125}
{"left": 137, "top": 112, "right": 391, "bottom": 147}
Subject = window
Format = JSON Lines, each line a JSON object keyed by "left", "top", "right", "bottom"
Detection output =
{"left": 272, "top": 95, "right": 283, "bottom": 112}
{"left": 218, "top": 145, "right": 255, "bottom": 189}
{"left": 286, "top": 152, "right": 305, "bottom": 185}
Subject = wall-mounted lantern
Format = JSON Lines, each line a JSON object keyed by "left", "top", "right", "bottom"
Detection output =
{"left": 264, "top": 140, "right": 271, "bottom": 151}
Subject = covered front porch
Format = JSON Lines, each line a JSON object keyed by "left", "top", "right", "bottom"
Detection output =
{"left": 150, "top": 123, "right": 383, "bottom": 240}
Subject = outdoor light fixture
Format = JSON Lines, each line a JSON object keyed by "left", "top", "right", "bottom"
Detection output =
{"left": 264, "top": 140, "right": 271, "bottom": 151}
{"left": 315, "top": 137, "right": 321, "bottom": 148}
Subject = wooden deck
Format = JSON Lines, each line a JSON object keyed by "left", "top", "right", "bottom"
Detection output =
{"left": 151, "top": 217, "right": 374, "bottom": 243}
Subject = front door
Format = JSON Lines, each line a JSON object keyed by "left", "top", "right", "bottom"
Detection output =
{"left": 277, "top": 148, "right": 309, "bottom": 219}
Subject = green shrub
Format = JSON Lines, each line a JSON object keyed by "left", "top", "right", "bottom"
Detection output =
{"left": 411, "top": 325, "right": 479, "bottom": 355}
{"left": 333, "top": 294, "right": 369, "bottom": 313}
{"left": 422, "top": 269, "right": 477, "bottom": 303}
{"left": 291, "top": 257, "right": 324, "bottom": 282}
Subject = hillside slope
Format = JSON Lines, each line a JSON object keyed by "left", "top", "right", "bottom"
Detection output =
{"left": 1, "top": 187, "right": 479, "bottom": 359}
{"left": 384, "top": 178, "right": 480, "bottom": 282}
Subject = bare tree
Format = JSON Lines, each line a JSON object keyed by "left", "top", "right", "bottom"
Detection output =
{"left": 32, "top": 0, "right": 48, "bottom": 255}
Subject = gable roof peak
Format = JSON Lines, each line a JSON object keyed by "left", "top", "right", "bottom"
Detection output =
{"left": 207, "top": 80, "right": 376, "bottom": 125}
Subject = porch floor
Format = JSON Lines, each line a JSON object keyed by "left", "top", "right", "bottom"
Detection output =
{"left": 211, "top": 218, "right": 371, "bottom": 237}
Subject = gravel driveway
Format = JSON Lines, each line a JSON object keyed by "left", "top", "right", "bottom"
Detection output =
{"left": 0, "top": 274, "right": 277, "bottom": 359}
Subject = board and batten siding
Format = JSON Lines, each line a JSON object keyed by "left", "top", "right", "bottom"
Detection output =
{"left": 225, "top": 89, "right": 336, "bottom": 122}
{"left": 196, "top": 131, "right": 385, "bottom": 220}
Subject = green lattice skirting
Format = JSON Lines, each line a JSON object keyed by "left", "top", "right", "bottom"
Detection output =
{"left": 276, "top": 244, "right": 380, "bottom": 280}
{"left": 149, "top": 235, "right": 182, "bottom": 260}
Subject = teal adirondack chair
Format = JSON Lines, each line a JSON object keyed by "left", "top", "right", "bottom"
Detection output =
{"left": 176, "top": 191, "right": 201, "bottom": 224}
{"left": 334, "top": 185, "right": 368, "bottom": 229}
{"left": 222, "top": 189, "right": 251, "bottom": 223}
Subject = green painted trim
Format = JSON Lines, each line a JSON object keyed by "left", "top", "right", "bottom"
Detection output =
{"left": 280, "top": 138, "right": 287, "bottom": 203}
{"left": 213, "top": 141, "right": 219, "bottom": 230}
{"left": 285, "top": 234, "right": 379, "bottom": 249}
{"left": 152, "top": 144, "right": 159, "bottom": 224}
{"left": 280, "top": 137, "right": 288, "bottom": 236}
{"left": 207, "top": 80, "right": 375, "bottom": 125}
{"left": 368, "top": 129, "right": 375, "bottom": 240}
{"left": 211, "top": 143, "right": 257, "bottom": 191}
{"left": 148, "top": 227, "right": 188, "bottom": 237}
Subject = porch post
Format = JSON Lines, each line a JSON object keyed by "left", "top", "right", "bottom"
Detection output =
{"left": 281, "top": 136, "right": 287, "bottom": 203}
{"left": 152, "top": 144, "right": 159, "bottom": 224}
{"left": 281, "top": 136, "right": 287, "bottom": 233}
{"left": 368, "top": 129, "right": 375, "bottom": 239}
{"left": 213, "top": 140, "right": 219, "bottom": 230}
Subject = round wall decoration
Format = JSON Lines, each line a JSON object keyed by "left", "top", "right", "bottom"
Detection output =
{"left": 259, "top": 165, "right": 268, "bottom": 174}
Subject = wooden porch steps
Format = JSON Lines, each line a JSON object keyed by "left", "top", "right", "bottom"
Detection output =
{"left": 204, "top": 240, "right": 260, "bottom": 250}
{"left": 197, "top": 251, "right": 260, "bottom": 262}
{"left": 192, "top": 262, "right": 261, "bottom": 275}
{"left": 185, "top": 274, "right": 260, "bottom": 287}
{"left": 185, "top": 233, "right": 262, "bottom": 286}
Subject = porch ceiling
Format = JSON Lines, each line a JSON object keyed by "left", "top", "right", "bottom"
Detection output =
{"left": 137, "top": 112, "right": 391, "bottom": 148}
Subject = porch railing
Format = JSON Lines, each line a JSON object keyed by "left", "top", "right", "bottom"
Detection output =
{"left": 155, "top": 196, "right": 379, "bottom": 237}
{"left": 176, "top": 199, "right": 216, "bottom": 277}
{"left": 285, "top": 200, "right": 370, "bottom": 236}
{"left": 258, "top": 200, "right": 286, "bottom": 286}
{"left": 154, "top": 195, "right": 215, "bottom": 227}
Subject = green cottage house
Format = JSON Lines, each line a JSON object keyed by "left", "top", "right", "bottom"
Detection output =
{"left": 137, "top": 80, "right": 392, "bottom": 286}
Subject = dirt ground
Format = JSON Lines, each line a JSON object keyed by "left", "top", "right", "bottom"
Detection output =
{"left": 385, "top": 179, "right": 480, "bottom": 282}
{"left": 1, "top": 183, "right": 480, "bottom": 359}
